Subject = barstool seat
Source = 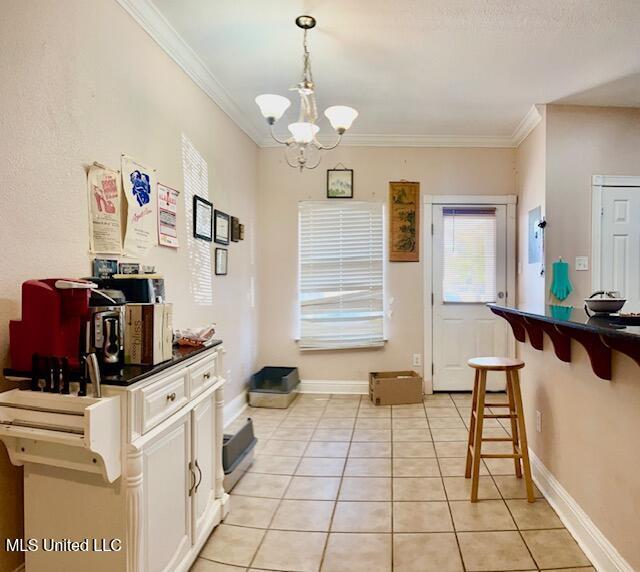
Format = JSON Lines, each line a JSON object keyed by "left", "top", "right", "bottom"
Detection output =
{"left": 465, "top": 356, "right": 535, "bottom": 503}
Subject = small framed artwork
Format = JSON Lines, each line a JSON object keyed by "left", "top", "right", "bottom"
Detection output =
{"left": 215, "top": 248, "right": 228, "bottom": 275}
{"left": 231, "top": 216, "right": 240, "bottom": 242}
{"left": 327, "top": 168, "right": 354, "bottom": 199}
{"left": 239, "top": 223, "right": 245, "bottom": 240}
{"left": 193, "top": 195, "right": 213, "bottom": 241}
{"left": 214, "top": 210, "right": 230, "bottom": 245}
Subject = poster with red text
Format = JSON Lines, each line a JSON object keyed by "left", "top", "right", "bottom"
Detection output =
{"left": 158, "top": 183, "right": 179, "bottom": 248}
{"left": 122, "top": 155, "right": 157, "bottom": 258}
{"left": 88, "top": 163, "right": 123, "bottom": 254}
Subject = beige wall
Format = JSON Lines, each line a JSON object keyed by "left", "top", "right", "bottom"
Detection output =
{"left": 517, "top": 104, "right": 640, "bottom": 569}
{"left": 545, "top": 104, "right": 640, "bottom": 303}
{"left": 0, "top": 1, "right": 258, "bottom": 569}
{"left": 257, "top": 146, "right": 516, "bottom": 381}
{"left": 515, "top": 107, "right": 547, "bottom": 312}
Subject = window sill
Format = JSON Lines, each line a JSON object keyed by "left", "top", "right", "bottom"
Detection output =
{"left": 295, "top": 339, "right": 387, "bottom": 351}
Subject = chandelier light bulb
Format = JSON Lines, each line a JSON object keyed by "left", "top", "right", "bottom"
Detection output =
{"left": 288, "top": 122, "right": 319, "bottom": 143}
{"left": 255, "top": 94, "right": 291, "bottom": 124}
{"left": 324, "top": 105, "right": 359, "bottom": 134}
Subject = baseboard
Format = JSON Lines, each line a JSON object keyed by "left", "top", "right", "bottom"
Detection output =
{"left": 223, "top": 390, "right": 248, "bottom": 428}
{"left": 529, "top": 449, "right": 633, "bottom": 572}
{"left": 298, "top": 380, "right": 368, "bottom": 395}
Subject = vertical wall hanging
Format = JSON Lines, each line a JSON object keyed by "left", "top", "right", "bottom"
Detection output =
{"left": 389, "top": 181, "right": 420, "bottom": 262}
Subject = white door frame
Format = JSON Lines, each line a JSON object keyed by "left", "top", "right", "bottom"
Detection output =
{"left": 591, "top": 175, "right": 640, "bottom": 292}
{"left": 423, "top": 194, "right": 517, "bottom": 394}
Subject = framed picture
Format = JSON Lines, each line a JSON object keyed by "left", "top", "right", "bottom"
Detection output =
{"left": 327, "top": 169, "right": 354, "bottom": 199}
{"left": 231, "top": 216, "right": 240, "bottom": 242}
{"left": 215, "top": 248, "right": 228, "bottom": 275}
{"left": 239, "top": 223, "right": 245, "bottom": 241}
{"left": 389, "top": 181, "right": 420, "bottom": 262}
{"left": 193, "top": 195, "right": 213, "bottom": 241}
{"left": 214, "top": 210, "right": 230, "bottom": 245}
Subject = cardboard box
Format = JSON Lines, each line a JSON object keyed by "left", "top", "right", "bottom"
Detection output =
{"left": 125, "top": 303, "right": 173, "bottom": 365}
{"left": 369, "top": 371, "right": 423, "bottom": 406}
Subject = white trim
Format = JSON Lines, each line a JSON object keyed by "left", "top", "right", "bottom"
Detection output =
{"left": 512, "top": 105, "right": 542, "bottom": 147}
{"left": 529, "top": 448, "right": 634, "bottom": 572}
{"left": 261, "top": 133, "right": 517, "bottom": 149}
{"left": 424, "top": 194, "right": 518, "bottom": 205}
{"left": 590, "top": 175, "right": 640, "bottom": 292}
{"left": 298, "top": 380, "right": 369, "bottom": 395}
{"left": 423, "top": 200, "right": 434, "bottom": 395}
{"left": 111, "top": 3, "right": 541, "bottom": 150}
{"left": 223, "top": 390, "right": 248, "bottom": 428}
{"left": 115, "top": 0, "right": 263, "bottom": 144}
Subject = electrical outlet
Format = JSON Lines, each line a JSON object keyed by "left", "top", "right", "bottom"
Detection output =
{"left": 412, "top": 353, "right": 421, "bottom": 367}
{"left": 536, "top": 410, "right": 542, "bottom": 433}
{"left": 575, "top": 256, "right": 589, "bottom": 271}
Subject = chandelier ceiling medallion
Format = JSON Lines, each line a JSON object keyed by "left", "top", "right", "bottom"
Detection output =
{"left": 255, "top": 15, "right": 359, "bottom": 170}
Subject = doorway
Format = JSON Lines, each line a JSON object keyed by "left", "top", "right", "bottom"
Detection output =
{"left": 424, "top": 195, "right": 517, "bottom": 393}
{"left": 592, "top": 175, "right": 640, "bottom": 313}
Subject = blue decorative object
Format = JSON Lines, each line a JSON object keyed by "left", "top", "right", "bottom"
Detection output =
{"left": 550, "top": 259, "right": 573, "bottom": 301}
{"left": 550, "top": 305, "right": 573, "bottom": 321}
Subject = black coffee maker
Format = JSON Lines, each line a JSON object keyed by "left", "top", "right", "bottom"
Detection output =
{"left": 86, "top": 289, "right": 126, "bottom": 369}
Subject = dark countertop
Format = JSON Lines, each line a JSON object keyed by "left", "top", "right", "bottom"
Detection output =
{"left": 3, "top": 340, "right": 223, "bottom": 387}
{"left": 488, "top": 304, "right": 640, "bottom": 341}
{"left": 101, "top": 340, "right": 223, "bottom": 386}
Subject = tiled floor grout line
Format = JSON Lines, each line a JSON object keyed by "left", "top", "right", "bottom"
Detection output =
{"left": 316, "top": 393, "right": 361, "bottom": 572}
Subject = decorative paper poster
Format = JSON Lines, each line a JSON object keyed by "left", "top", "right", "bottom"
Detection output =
{"left": 87, "top": 163, "right": 123, "bottom": 254}
{"left": 158, "top": 183, "right": 180, "bottom": 248}
{"left": 122, "top": 155, "right": 157, "bottom": 257}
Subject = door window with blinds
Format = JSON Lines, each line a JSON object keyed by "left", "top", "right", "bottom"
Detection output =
{"left": 442, "top": 208, "right": 497, "bottom": 302}
{"left": 299, "top": 201, "right": 384, "bottom": 349}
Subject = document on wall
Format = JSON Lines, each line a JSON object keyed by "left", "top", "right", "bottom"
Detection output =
{"left": 122, "top": 155, "right": 158, "bottom": 257}
{"left": 87, "top": 163, "right": 123, "bottom": 254}
{"left": 158, "top": 183, "right": 179, "bottom": 248}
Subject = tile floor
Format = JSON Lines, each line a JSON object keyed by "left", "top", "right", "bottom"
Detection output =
{"left": 191, "top": 392, "right": 594, "bottom": 572}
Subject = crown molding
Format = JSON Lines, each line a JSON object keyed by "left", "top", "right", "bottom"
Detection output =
{"left": 115, "top": 0, "right": 264, "bottom": 144}
{"left": 260, "top": 132, "right": 516, "bottom": 149}
{"left": 511, "top": 105, "right": 543, "bottom": 147}
{"left": 117, "top": 0, "right": 540, "bottom": 150}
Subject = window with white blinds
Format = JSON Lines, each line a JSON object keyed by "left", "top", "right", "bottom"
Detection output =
{"left": 299, "top": 201, "right": 384, "bottom": 350}
{"left": 442, "top": 208, "right": 497, "bottom": 302}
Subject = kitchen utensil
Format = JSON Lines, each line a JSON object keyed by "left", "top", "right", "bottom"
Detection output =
{"left": 584, "top": 291, "right": 626, "bottom": 315}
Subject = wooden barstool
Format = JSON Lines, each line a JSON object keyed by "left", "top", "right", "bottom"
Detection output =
{"left": 465, "top": 357, "right": 535, "bottom": 503}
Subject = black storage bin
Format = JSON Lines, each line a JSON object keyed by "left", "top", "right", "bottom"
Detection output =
{"left": 250, "top": 366, "right": 300, "bottom": 393}
{"left": 222, "top": 418, "right": 256, "bottom": 491}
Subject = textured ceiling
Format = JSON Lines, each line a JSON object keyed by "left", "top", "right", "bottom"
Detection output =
{"left": 151, "top": 0, "right": 640, "bottom": 143}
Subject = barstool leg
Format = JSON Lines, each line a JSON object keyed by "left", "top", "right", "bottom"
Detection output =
{"left": 511, "top": 369, "right": 535, "bottom": 502}
{"left": 506, "top": 371, "right": 522, "bottom": 478}
{"left": 470, "top": 369, "right": 487, "bottom": 502}
{"left": 465, "top": 369, "right": 480, "bottom": 478}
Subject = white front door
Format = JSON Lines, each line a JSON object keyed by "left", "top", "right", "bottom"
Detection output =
{"left": 432, "top": 204, "right": 510, "bottom": 391}
{"left": 601, "top": 186, "right": 640, "bottom": 312}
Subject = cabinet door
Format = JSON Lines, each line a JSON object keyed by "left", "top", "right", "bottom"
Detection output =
{"left": 192, "top": 389, "right": 217, "bottom": 543}
{"left": 143, "top": 411, "right": 192, "bottom": 572}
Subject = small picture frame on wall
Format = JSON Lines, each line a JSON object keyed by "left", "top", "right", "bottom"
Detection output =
{"left": 327, "top": 168, "right": 354, "bottom": 199}
{"left": 193, "top": 195, "right": 213, "bottom": 241}
{"left": 239, "top": 223, "right": 245, "bottom": 241}
{"left": 231, "top": 216, "right": 240, "bottom": 242}
{"left": 215, "top": 248, "right": 228, "bottom": 275}
{"left": 214, "top": 210, "right": 230, "bottom": 245}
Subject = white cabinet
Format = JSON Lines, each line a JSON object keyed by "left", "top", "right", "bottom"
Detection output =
{"left": 143, "top": 411, "right": 192, "bottom": 572}
{"left": 6, "top": 344, "right": 230, "bottom": 572}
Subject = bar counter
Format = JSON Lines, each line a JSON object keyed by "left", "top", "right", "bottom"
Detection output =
{"left": 488, "top": 304, "right": 640, "bottom": 380}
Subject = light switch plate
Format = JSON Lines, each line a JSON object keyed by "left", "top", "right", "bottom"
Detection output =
{"left": 575, "top": 256, "right": 589, "bottom": 271}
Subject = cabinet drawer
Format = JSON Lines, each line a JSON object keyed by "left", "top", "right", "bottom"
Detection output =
{"left": 141, "top": 370, "right": 188, "bottom": 433}
{"left": 189, "top": 353, "right": 218, "bottom": 398}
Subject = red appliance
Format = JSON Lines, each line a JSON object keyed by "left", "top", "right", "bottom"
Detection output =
{"left": 9, "top": 279, "right": 93, "bottom": 371}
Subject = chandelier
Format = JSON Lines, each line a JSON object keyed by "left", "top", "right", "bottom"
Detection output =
{"left": 255, "top": 15, "right": 359, "bottom": 170}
